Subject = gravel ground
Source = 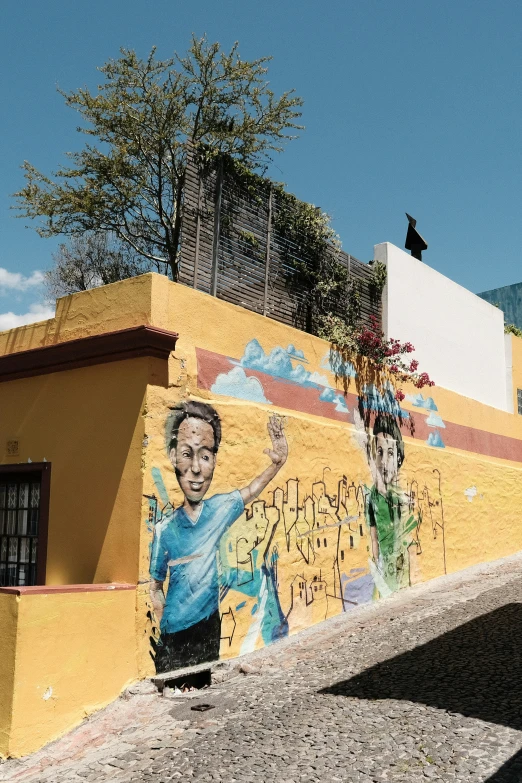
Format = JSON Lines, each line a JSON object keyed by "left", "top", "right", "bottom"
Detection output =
{"left": 3, "top": 553, "right": 522, "bottom": 783}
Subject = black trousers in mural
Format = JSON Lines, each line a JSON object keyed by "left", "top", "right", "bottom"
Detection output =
{"left": 154, "top": 611, "right": 221, "bottom": 673}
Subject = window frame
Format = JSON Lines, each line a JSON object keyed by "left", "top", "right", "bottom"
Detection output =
{"left": 0, "top": 462, "right": 51, "bottom": 586}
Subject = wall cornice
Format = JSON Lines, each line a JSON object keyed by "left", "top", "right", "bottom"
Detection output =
{"left": 0, "top": 325, "right": 178, "bottom": 383}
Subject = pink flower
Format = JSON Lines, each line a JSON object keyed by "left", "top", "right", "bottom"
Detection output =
{"left": 395, "top": 390, "right": 405, "bottom": 401}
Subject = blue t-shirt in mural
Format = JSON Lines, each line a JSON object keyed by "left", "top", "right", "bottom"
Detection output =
{"left": 150, "top": 491, "right": 244, "bottom": 634}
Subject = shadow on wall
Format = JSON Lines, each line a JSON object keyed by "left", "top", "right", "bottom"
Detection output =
{"left": 319, "top": 603, "right": 522, "bottom": 782}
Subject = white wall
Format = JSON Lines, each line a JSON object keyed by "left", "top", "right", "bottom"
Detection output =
{"left": 375, "top": 242, "right": 511, "bottom": 411}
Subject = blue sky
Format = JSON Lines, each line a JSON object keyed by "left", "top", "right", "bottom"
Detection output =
{"left": 2, "top": 0, "right": 522, "bottom": 327}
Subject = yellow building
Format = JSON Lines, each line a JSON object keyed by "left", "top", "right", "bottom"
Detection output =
{"left": 2, "top": 271, "right": 522, "bottom": 757}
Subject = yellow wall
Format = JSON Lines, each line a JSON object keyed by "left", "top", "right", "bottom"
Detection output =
{"left": 148, "top": 276, "right": 522, "bottom": 443}
{"left": 2, "top": 273, "right": 522, "bottom": 749}
{"left": 0, "top": 274, "right": 156, "bottom": 355}
{"left": 0, "top": 358, "right": 152, "bottom": 585}
{"left": 137, "top": 276, "right": 522, "bottom": 673}
{"left": 0, "top": 587, "right": 137, "bottom": 758}
{"left": 0, "top": 593, "right": 17, "bottom": 754}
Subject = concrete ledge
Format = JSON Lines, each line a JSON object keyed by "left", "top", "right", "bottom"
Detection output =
{"left": 0, "top": 583, "right": 135, "bottom": 596}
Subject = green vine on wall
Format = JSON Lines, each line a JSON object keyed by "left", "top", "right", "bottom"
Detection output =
{"left": 208, "top": 153, "right": 389, "bottom": 339}
{"left": 272, "top": 193, "right": 348, "bottom": 332}
{"left": 504, "top": 322, "right": 522, "bottom": 338}
{"left": 368, "top": 260, "right": 387, "bottom": 301}
{"left": 196, "top": 152, "right": 435, "bottom": 396}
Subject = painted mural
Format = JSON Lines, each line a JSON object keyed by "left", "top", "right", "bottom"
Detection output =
{"left": 146, "top": 336, "right": 453, "bottom": 673}
{"left": 148, "top": 403, "right": 288, "bottom": 671}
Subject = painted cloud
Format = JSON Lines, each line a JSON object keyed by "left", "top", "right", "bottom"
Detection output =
{"left": 211, "top": 366, "right": 271, "bottom": 404}
{"left": 308, "top": 371, "right": 331, "bottom": 386}
{"left": 286, "top": 343, "right": 306, "bottom": 361}
{"left": 334, "top": 396, "right": 349, "bottom": 412}
{"left": 406, "top": 393, "right": 438, "bottom": 411}
{"left": 240, "top": 339, "right": 317, "bottom": 386}
{"left": 319, "top": 386, "right": 349, "bottom": 412}
{"left": 426, "top": 411, "right": 446, "bottom": 428}
{"left": 426, "top": 430, "right": 445, "bottom": 448}
{"left": 464, "top": 486, "right": 478, "bottom": 503}
{"left": 319, "top": 387, "right": 337, "bottom": 402}
{"left": 320, "top": 349, "right": 357, "bottom": 379}
{"left": 361, "top": 383, "right": 409, "bottom": 419}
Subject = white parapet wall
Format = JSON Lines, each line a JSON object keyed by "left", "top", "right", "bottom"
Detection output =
{"left": 375, "top": 242, "right": 511, "bottom": 412}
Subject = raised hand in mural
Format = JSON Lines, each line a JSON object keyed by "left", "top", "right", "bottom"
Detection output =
{"left": 240, "top": 414, "right": 288, "bottom": 506}
{"left": 264, "top": 413, "right": 288, "bottom": 466}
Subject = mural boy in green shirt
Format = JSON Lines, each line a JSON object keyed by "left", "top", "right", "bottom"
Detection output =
{"left": 365, "top": 413, "right": 418, "bottom": 597}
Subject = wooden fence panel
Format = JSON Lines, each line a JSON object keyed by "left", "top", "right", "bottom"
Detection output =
{"left": 179, "top": 149, "right": 381, "bottom": 332}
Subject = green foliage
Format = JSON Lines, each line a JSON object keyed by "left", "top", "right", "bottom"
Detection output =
{"left": 237, "top": 230, "right": 260, "bottom": 249}
{"left": 317, "top": 314, "right": 359, "bottom": 352}
{"left": 273, "top": 193, "right": 347, "bottom": 332}
{"left": 368, "top": 260, "right": 387, "bottom": 299}
{"left": 319, "top": 314, "right": 434, "bottom": 398}
{"left": 13, "top": 36, "right": 303, "bottom": 281}
{"left": 347, "top": 279, "right": 362, "bottom": 326}
{"left": 505, "top": 322, "right": 522, "bottom": 337}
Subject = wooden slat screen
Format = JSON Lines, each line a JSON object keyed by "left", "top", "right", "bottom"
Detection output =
{"left": 179, "top": 149, "right": 381, "bottom": 333}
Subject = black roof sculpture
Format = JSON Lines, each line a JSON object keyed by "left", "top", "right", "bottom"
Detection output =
{"left": 404, "top": 213, "right": 428, "bottom": 261}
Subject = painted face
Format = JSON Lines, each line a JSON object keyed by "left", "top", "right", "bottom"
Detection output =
{"left": 374, "top": 432, "right": 398, "bottom": 490}
{"left": 170, "top": 417, "right": 216, "bottom": 504}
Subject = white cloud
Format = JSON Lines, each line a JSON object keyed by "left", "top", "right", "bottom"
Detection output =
{"left": 320, "top": 349, "right": 357, "bottom": 378}
{"left": 0, "top": 303, "right": 55, "bottom": 331}
{"left": 334, "top": 396, "right": 349, "bottom": 413}
{"left": 308, "top": 372, "right": 331, "bottom": 387}
{"left": 319, "top": 386, "right": 349, "bottom": 413}
{"left": 0, "top": 268, "right": 45, "bottom": 292}
{"left": 211, "top": 366, "right": 271, "bottom": 404}
{"left": 464, "top": 486, "right": 477, "bottom": 503}
{"left": 426, "top": 411, "right": 446, "bottom": 428}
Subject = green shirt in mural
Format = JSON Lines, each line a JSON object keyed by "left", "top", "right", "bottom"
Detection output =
{"left": 365, "top": 485, "right": 418, "bottom": 594}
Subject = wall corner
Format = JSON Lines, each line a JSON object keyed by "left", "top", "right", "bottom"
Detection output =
{"left": 505, "top": 333, "right": 514, "bottom": 414}
{"left": 374, "top": 243, "right": 389, "bottom": 335}
{"left": 149, "top": 274, "right": 173, "bottom": 331}
{"left": 0, "top": 593, "right": 19, "bottom": 758}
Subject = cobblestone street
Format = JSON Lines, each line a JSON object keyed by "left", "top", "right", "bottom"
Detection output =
{"left": 3, "top": 554, "right": 522, "bottom": 783}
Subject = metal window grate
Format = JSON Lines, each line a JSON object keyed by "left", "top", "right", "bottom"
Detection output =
{"left": 518, "top": 389, "right": 522, "bottom": 415}
{"left": 0, "top": 473, "right": 40, "bottom": 586}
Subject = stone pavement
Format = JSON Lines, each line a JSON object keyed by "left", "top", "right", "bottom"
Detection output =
{"left": 3, "top": 554, "right": 522, "bottom": 783}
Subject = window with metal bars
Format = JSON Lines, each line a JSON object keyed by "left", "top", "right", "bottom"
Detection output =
{"left": 0, "top": 465, "right": 50, "bottom": 587}
{"left": 518, "top": 389, "right": 522, "bottom": 415}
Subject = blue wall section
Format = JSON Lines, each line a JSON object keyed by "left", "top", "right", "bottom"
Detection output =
{"left": 478, "top": 282, "right": 522, "bottom": 330}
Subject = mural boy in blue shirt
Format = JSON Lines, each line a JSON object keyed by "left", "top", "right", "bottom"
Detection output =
{"left": 150, "top": 400, "right": 288, "bottom": 672}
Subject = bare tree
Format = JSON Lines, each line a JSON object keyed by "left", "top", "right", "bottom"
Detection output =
{"left": 45, "top": 232, "right": 149, "bottom": 298}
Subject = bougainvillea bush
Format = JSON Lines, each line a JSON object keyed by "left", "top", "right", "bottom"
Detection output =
{"left": 319, "top": 314, "right": 434, "bottom": 401}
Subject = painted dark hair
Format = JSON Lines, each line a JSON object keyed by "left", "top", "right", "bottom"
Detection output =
{"left": 166, "top": 401, "right": 222, "bottom": 454}
{"left": 372, "top": 413, "right": 405, "bottom": 468}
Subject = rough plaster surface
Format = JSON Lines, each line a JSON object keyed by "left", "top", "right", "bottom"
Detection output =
{"left": 3, "top": 275, "right": 522, "bottom": 760}
{"left": 3, "top": 551, "right": 522, "bottom": 782}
